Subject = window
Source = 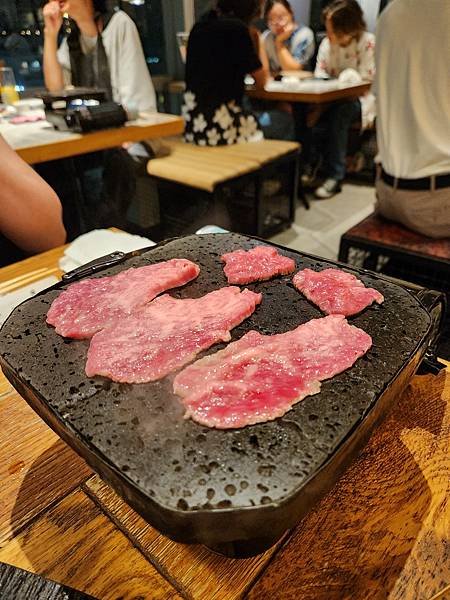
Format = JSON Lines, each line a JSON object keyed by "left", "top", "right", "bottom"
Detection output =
{"left": 0, "top": 0, "right": 168, "bottom": 92}
{"left": 0, "top": 1, "right": 44, "bottom": 89}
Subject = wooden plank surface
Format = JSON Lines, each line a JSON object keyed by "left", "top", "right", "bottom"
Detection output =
{"left": 0, "top": 392, "right": 92, "bottom": 547}
{"left": 248, "top": 366, "right": 450, "bottom": 600}
{"left": 1, "top": 114, "right": 184, "bottom": 164}
{"left": 84, "top": 476, "right": 282, "bottom": 600}
{"left": 0, "top": 245, "right": 65, "bottom": 288}
{"left": 0, "top": 490, "right": 180, "bottom": 600}
{"left": 246, "top": 82, "right": 371, "bottom": 104}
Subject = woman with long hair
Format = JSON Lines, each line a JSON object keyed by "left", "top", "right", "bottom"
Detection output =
{"left": 306, "top": 0, "right": 376, "bottom": 199}
{"left": 183, "top": 0, "right": 268, "bottom": 146}
{"left": 42, "top": 0, "right": 156, "bottom": 112}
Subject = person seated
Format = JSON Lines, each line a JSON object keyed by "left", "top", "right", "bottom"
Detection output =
{"left": 262, "top": 0, "right": 315, "bottom": 75}
{"left": 43, "top": 0, "right": 156, "bottom": 113}
{"left": 183, "top": 0, "right": 268, "bottom": 146}
{"left": 304, "top": 0, "right": 375, "bottom": 199}
{"left": 374, "top": 0, "right": 450, "bottom": 238}
{"left": 42, "top": 0, "right": 157, "bottom": 236}
{"left": 0, "top": 136, "right": 66, "bottom": 267}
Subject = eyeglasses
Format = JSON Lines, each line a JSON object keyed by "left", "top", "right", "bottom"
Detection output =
{"left": 268, "top": 17, "right": 289, "bottom": 26}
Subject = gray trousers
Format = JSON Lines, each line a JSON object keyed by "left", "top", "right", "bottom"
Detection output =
{"left": 375, "top": 177, "right": 450, "bottom": 239}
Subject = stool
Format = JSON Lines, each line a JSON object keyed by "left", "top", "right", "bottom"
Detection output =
{"left": 339, "top": 212, "right": 450, "bottom": 359}
{"left": 339, "top": 211, "right": 450, "bottom": 319}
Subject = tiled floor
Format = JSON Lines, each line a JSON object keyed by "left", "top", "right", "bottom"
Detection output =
{"left": 270, "top": 182, "right": 375, "bottom": 260}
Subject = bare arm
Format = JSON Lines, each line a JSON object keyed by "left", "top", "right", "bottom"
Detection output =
{"left": 43, "top": 1, "right": 64, "bottom": 91}
{"left": 0, "top": 137, "right": 66, "bottom": 253}
{"left": 259, "top": 34, "right": 271, "bottom": 76}
{"left": 276, "top": 43, "right": 303, "bottom": 71}
{"left": 249, "top": 29, "right": 268, "bottom": 90}
{"left": 251, "top": 66, "right": 268, "bottom": 90}
{"left": 275, "top": 23, "right": 302, "bottom": 71}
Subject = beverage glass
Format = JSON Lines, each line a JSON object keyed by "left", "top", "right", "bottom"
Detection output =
{"left": 176, "top": 32, "right": 190, "bottom": 64}
{"left": 0, "top": 67, "right": 19, "bottom": 105}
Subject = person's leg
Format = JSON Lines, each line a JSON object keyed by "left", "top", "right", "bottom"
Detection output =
{"left": 292, "top": 103, "right": 324, "bottom": 185}
{"left": 314, "top": 100, "right": 361, "bottom": 199}
{"left": 257, "top": 109, "right": 296, "bottom": 141}
{"left": 323, "top": 100, "right": 361, "bottom": 181}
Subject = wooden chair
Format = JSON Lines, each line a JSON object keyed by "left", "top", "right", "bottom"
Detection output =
{"left": 147, "top": 138, "right": 301, "bottom": 239}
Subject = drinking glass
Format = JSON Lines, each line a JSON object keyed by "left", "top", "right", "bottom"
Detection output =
{"left": 176, "top": 32, "right": 190, "bottom": 64}
{"left": 0, "top": 67, "right": 19, "bottom": 105}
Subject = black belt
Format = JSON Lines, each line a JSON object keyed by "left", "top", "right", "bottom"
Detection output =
{"left": 381, "top": 168, "right": 450, "bottom": 191}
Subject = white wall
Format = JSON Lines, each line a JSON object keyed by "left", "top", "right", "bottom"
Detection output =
{"left": 290, "top": 0, "right": 312, "bottom": 26}
{"left": 357, "top": 0, "right": 381, "bottom": 32}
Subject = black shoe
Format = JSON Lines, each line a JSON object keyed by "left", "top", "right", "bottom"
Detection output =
{"left": 301, "top": 157, "right": 322, "bottom": 187}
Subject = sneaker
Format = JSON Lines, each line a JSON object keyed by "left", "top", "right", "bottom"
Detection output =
{"left": 314, "top": 178, "right": 342, "bottom": 199}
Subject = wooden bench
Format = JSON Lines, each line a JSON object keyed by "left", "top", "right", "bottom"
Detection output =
{"left": 339, "top": 212, "right": 450, "bottom": 290}
{"left": 147, "top": 138, "right": 301, "bottom": 238}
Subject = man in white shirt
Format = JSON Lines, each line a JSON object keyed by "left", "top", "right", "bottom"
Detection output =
{"left": 375, "top": 0, "right": 450, "bottom": 238}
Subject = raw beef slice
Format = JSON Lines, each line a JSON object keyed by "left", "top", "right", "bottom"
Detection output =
{"left": 221, "top": 246, "right": 296, "bottom": 284}
{"left": 85, "top": 287, "right": 262, "bottom": 383}
{"left": 174, "top": 314, "right": 372, "bottom": 429}
{"left": 47, "top": 259, "right": 200, "bottom": 339}
{"left": 293, "top": 268, "right": 384, "bottom": 316}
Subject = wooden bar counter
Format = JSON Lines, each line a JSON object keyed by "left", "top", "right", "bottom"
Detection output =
{"left": 0, "top": 241, "right": 448, "bottom": 599}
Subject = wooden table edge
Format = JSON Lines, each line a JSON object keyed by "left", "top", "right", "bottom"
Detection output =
{"left": 15, "top": 117, "right": 185, "bottom": 164}
{"left": 246, "top": 82, "right": 371, "bottom": 104}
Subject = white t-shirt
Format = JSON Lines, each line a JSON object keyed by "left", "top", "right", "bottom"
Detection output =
{"left": 314, "top": 32, "right": 376, "bottom": 130}
{"left": 57, "top": 10, "right": 156, "bottom": 113}
{"left": 375, "top": 0, "right": 450, "bottom": 178}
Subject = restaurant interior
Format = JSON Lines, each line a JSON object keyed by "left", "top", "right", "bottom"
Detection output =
{"left": 0, "top": 1, "right": 449, "bottom": 598}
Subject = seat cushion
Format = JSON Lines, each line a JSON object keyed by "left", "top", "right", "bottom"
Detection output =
{"left": 344, "top": 214, "right": 450, "bottom": 261}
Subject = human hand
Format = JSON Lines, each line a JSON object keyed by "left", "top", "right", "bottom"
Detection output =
{"left": 43, "top": 1, "right": 63, "bottom": 37}
{"left": 276, "top": 22, "right": 295, "bottom": 44}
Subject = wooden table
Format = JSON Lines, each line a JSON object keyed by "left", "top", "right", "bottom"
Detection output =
{"left": 0, "top": 111, "right": 184, "bottom": 164}
{"left": 246, "top": 81, "right": 371, "bottom": 104}
{"left": 0, "top": 244, "right": 449, "bottom": 600}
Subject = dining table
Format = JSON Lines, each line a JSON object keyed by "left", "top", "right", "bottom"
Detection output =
{"left": 246, "top": 80, "right": 372, "bottom": 104}
{"left": 0, "top": 238, "right": 449, "bottom": 600}
{"left": 0, "top": 110, "right": 184, "bottom": 164}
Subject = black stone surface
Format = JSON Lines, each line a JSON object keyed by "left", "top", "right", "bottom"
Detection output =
{"left": 0, "top": 233, "right": 433, "bottom": 554}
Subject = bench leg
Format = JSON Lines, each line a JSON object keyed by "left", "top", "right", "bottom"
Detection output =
{"left": 255, "top": 173, "right": 264, "bottom": 237}
{"left": 338, "top": 237, "right": 351, "bottom": 263}
{"left": 296, "top": 158, "right": 310, "bottom": 211}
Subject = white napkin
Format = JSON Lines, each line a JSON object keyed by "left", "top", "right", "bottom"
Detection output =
{"left": 265, "top": 79, "right": 341, "bottom": 93}
{"left": 338, "top": 68, "right": 363, "bottom": 85}
{"left": 59, "top": 229, "right": 155, "bottom": 273}
{"left": 196, "top": 225, "right": 229, "bottom": 234}
{"left": 0, "top": 276, "right": 59, "bottom": 327}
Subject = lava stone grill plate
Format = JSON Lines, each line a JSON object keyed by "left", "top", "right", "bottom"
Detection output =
{"left": 0, "top": 233, "right": 437, "bottom": 557}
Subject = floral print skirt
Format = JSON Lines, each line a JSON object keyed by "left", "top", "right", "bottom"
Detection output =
{"left": 182, "top": 91, "right": 263, "bottom": 146}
